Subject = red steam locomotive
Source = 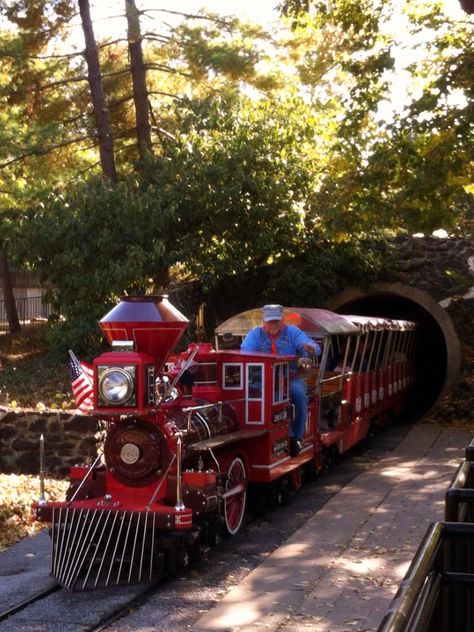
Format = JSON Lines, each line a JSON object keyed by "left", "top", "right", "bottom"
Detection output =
{"left": 32, "top": 295, "right": 417, "bottom": 591}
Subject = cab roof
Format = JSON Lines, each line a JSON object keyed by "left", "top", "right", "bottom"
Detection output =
{"left": 215, "top": 307, "right": 360, "bottom": 338}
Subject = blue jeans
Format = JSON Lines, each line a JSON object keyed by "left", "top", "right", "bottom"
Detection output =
{"left": 289, "top": 378, "right": 308, "bottom": 439}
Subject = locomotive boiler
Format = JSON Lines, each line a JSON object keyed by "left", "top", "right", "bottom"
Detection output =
{"left": 32, "top": 295, "right": 418, "bottom": 591}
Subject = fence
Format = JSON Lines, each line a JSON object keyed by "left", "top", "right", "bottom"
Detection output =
{"left": 377, "top": 437, "right": 474, "bottom": 632}
{"left": 445, "top": 460, "right": 474, "bottom": 523}
{"left": 0, "top": 296, "right": 52, "bottom": 331}
{"left": 377, "top": 521, "right": 474, "bottom": 632}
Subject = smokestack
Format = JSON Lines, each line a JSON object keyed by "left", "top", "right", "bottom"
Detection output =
{"left": 99, "top": 296, "right": 188, "bottom": 370}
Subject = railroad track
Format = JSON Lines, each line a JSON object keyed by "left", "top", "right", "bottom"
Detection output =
{"left": 85, "top": 582, "right": 161, "bottom": 632}
{"left": 0, "top": 580, "right": 157, "bottom": 631}
{"left": 0, "top": 584, "right": 61, "bottom": 623}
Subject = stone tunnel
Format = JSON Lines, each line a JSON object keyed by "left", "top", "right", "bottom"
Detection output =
{"left": 324, "top": 235, "right": 473, "bottom": 417}
{"left": 326, "top": 282, "right": 461, "bottom": 415}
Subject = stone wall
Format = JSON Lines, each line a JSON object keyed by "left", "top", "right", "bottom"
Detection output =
{"left": 389, "top": 235, "right": 474, "bottom": 302}
{"left": 0, "top": 408, "right": 102, "bottom": 475}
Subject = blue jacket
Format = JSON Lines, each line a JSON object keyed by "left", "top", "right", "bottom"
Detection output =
{"left": 241, "top": 325, "right": 320, "bottom": 373}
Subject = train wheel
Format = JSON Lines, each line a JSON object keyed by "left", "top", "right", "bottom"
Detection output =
{"left": 367, "top": 419, "right": 377, "bottom": 441}
{"left": 275, "top": 476, "right": 290, "bottom": 506}
{"left": 224, "top": 457, "right": 247, "bottom": 536}
{"left": 322, "top": 446, "right": 337, "bottom": 473}
{"left": 304, "top": 459, "right": 319, "bottom": 481}
{"left": 209, "top": 517, "right": 225, "bottom": 547}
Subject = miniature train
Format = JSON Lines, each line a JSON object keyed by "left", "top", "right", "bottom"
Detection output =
{"left": 32, "top": 295, "right": 418, "bottom": 591}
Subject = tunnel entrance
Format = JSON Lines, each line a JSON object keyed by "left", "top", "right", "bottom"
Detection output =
{"left": 326, "top": 282, "right": 461, "bottom": 415}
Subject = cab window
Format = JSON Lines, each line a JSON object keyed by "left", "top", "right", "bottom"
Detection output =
{"left": 247, "top": 364, "right": 263, "bottom": 398}
{"left": 223, "top": 363, "right": 243, "bottom": 389}
{"left": 246, "top": 363, "right": 264, "bottom": 424}
{"left": 273, "top": 362, "right": 289, "bottom": 404}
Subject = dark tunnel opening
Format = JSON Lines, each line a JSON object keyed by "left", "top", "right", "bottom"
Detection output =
{"left": 326, "top": 284, "right": 461, "bottom": 416}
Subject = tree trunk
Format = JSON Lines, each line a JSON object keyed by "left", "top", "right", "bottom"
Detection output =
{"left": 459, "top": 0, "right": 474, "bottom": 13}
{"left": 78, "top": 0, "right": 118, "bottom": 184}
{"left": 0, "top": 247, "right": 21, "bottom": 334}
{"left": 125, "top": 0, "right": 153, "bottom": 161}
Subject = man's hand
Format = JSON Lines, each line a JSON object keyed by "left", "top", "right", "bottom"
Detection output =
{"left": 298, "top": 357, "right": 313, "bottom": 371}
{"left": 304, "top": 343, "right": 320, "bottom": 356}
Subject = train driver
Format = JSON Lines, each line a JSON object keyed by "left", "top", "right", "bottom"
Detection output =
{"left": 240, "top": 304, "right": 321, "bottom": 457}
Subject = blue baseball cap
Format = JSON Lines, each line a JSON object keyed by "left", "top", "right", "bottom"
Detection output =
{"left": 262, "top": 304, "right": 284, "bottom": 322}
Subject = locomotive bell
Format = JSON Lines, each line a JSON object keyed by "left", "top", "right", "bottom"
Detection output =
{"left": 99, "top": 295, "right": 189, "bottom": 371}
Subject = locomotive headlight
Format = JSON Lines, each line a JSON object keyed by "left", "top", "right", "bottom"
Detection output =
{"left": 98, "top": 366, "right": 135, "bottom": 406}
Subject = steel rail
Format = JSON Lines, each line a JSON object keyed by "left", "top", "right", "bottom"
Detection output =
{"left": 84, "top": 582, "right": 161, "bottom": 632}
{"left": 0, "top": 584, "right": 61, "bottom": 623}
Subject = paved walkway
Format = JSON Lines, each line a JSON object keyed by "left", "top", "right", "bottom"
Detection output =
{"left": 194, "top": 423, "right": 471, "bottom": 632}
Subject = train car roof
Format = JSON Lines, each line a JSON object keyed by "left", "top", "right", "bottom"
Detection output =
{"left": 387, "top": 318, "right": 417, "bottom": 331}
{"left": 215, "top": 307, "right": 360, "bottom": 337}
{"left": 342, "top": 315, "right": 416, "bottom": 332}
{"left": 342, "top": 315, "right": 389, "bottom": 332}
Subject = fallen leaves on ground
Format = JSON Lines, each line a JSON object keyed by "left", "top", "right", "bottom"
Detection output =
{"left": 0, "top": 324, "right": 74, "bottom": 409}
{"left": 0, "top": 474, "right": 68, "bottom": 551}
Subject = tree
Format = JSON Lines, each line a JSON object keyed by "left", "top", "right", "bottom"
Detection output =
{"left": 19, "top": 91, "right": 323, "bottom": 351}
{"left": 125, "top": 0, "right": 153, "bottom": 160}
{"left": 143, "top": 93, "right": 323, "bottom": 290}
{"left": 0, "top": 0, "right": 78, "bottom": 332}
{"left": 0, "top": 245, "right": 20, "bottom": 334}
{"left": 1, "top": 4, "right": 296, "bottom": 345}
{"left": 278, "top": 0, "right": 473, "bottom": 238}
{"left": 459, "top": 0, "right": 474, "bottom": 14}
{"left": 78, "top": 0, "right": 117, "bottom": 183}
{"left": 391, "top": 1, "right": 474, "bottom": 233}
{"left": 5, "top": 0, "right": 473, "bottom": 350}
{"left": 19, "top": 177, "right": 170, "bottom": 352}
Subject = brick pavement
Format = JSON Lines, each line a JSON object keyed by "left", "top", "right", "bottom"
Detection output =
{"left": 194, "top": 423, "right": 471, "bottom": 632}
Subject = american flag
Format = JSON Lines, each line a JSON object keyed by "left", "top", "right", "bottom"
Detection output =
{"left": 69, "top": 350, "right": 94, "bottom": 412}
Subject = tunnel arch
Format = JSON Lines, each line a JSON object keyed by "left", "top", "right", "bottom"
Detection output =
{"left": 325, "top": 282, "right": 461, "bottom": 415}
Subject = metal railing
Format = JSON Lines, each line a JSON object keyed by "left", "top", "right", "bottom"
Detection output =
{"left": 0, "top": 296, "right": 52, "bottom": 330}
{"left": 465, "top": 437, "right": 474, "bottom": 463}
{"left": 378, "top": 438, "right": 474, "bottom": 632}
{"left": 377, "top": 521, "right": 474, "bottom": 632}
{"left": 445, "top": 460, "right": 474, "bottom": 523}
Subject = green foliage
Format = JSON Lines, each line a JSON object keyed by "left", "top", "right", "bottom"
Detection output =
{"left": 201, "top": 236, "right": 390, "bottom": 331}
{"left": 18, "top": 178, "right": 169, "bottom": 353}
{"left": 386, "top": 2, "right": 474, "bottom": 234}
{"left": 301, "top": 1, "right": 473, "bottom": 238}
{"left": 444, "top": 269, "right": 473, "bottom": 295}
{"left": 172, "top": 15, "right": 269, "bottom": 86}
{"left": 143, "top": 93, "right": 322, "bottom": 289}
{"left": 18, "top": 91, "right": 325, "bottom": 351}
{"left": 0, "top": 2, "right": 93, "bottom": 263}
{"left": 279, "top": 0, "right": 394, "bottom": 120}
{"left": 262, "top": 238, "right": 389, "bottom": 306}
